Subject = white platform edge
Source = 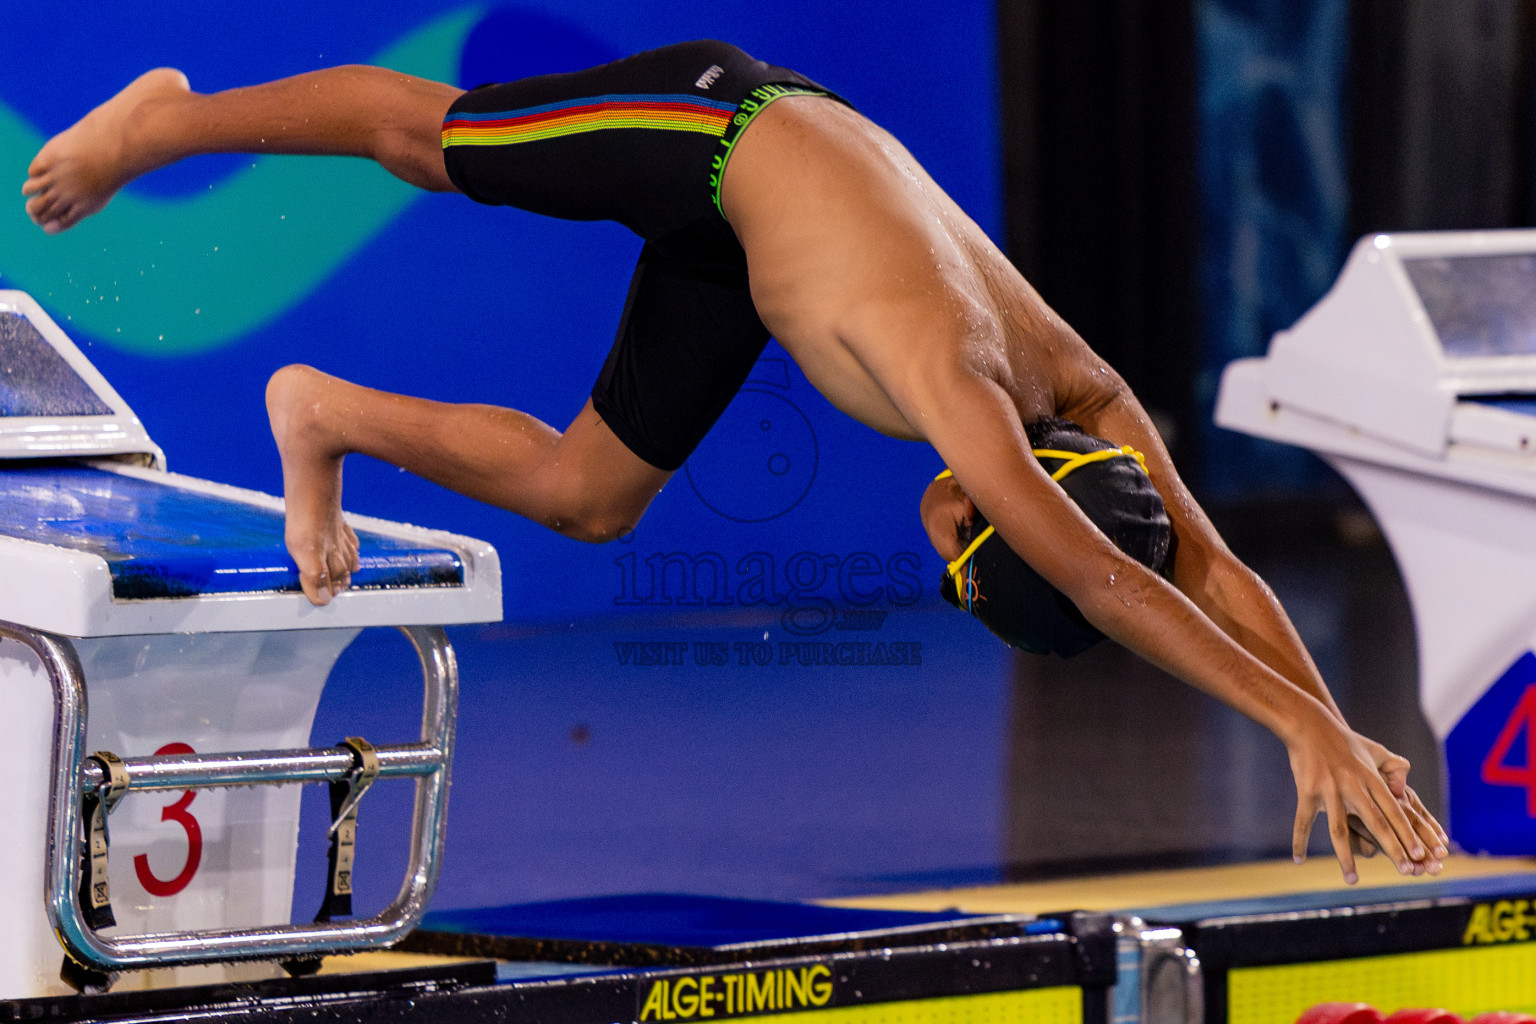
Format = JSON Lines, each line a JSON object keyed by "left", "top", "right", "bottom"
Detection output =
{"left": 0, "top": 460, "right": 503, "bottom": 637}
{"left": 1216, "top": 358, "right": 1536, "bottom": 502}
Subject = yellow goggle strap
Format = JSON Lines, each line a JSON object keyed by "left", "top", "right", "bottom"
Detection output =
{"left": 1032, "top": 445, "right": 1148, "bottom": 481}
{"left": 947, "top": 524, "right": 997, "bottom": 580}
{"left": 938, "top": 445, "right": 1148, "bottom": 582}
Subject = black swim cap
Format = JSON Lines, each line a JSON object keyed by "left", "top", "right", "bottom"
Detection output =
{"left": 937, "top": 418, "right": 1172, "bottom": 657}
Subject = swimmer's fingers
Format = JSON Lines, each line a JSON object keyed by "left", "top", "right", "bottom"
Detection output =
{"left": 1375, "top": 749, "right": 1411, "bottom": 800}
{"left": 1349, "top": 769, "right": 1430, "bottom": 875}
{"left": 1292, "top": 799, "right": 1319, "bottom": 866}
{"left": 1382, "top": 759, "right": 1411, "bottom": 800}
{"left": 1289, "top": 718, "right": 1431, "bottom": 883}
{"left": 1345, "top": 797, "right": 1444, "bottom": 874}
{"left": 1347, "top": 814, "right": 1379, "bottom": 858}
{"left": 1323, "top": 789, "right": 1359, "bottom": 885}
{"left": 1405, "top": 784, "right": 1450, "bottom": 855}
{"left": 1357, "top": 736, "right": 1448, "bottom": 867}
{"left": 1400, "top": 785, "right": 1449, "bottom": 869}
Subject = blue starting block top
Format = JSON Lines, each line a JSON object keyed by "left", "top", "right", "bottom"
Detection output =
{"left": 0, "top": 463, "right": 462, "bottom": 599}
{"left": 421, "top": 893, "right": 1057, "bottom": 949}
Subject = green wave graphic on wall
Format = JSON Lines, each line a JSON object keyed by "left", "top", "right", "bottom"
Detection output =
{"left": 0, "top": 7, "right": 480, "bottom": 356}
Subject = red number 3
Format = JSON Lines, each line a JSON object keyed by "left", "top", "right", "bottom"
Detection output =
{"left": 133, "top": 742, "right": 203, "bottom": 897}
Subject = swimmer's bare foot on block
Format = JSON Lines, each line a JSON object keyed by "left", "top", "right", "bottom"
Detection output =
{"left": 267, "top": 365, "right": 360, "bottom": 606}
{"left": 23, "top": 68, "right": 191, "bottom": 233}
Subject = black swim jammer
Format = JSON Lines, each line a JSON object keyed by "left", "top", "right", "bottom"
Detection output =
{"left": 441, "top": 40, "right": 846, "bottom": 470}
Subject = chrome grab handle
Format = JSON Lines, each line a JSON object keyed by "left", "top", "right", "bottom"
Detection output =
{"left": 0, "top": 620, "right": 457, "bottom": 972}
{"left": 78, "top": 743, "right": 447, "bottom": 791}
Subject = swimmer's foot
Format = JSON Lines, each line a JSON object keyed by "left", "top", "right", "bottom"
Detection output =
{"left": 267, "top": 364, "right": 360, "bottom": 606}
{"left": 23, "top": 67, "right": 191, "bottom": 234}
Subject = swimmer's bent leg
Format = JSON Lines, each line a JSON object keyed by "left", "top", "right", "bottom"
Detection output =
{"left": 267, "top": 365, "right": 671, "bottom": 598}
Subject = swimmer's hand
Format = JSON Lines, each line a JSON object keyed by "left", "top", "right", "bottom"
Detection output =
{"left": 920, "top": 474, "right": 977, "bottom": 562}
{"left": 1341, "top": 736, "right": 1448, "bottom": 864}
{"left": 1286, "top": 710, "right": 1449, "bottom": 884}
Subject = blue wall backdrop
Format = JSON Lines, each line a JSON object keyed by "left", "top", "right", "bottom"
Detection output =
{"left": 4, "top": 3, "right": 1010, "bottom": 906}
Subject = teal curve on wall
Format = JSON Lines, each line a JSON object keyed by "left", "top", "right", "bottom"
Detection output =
{"left": 0, "top": 7, "right": 481, "bottom": 357}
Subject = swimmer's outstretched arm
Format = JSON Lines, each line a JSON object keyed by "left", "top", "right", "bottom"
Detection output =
{"left": 23, "top": 65, "right": 461, "bottom": 233}
{"left": 907, "top": 364, "right": 1447, "bottom": 884}
{"left": 1072, "top": 384, "right": 1447, "bottom": 863}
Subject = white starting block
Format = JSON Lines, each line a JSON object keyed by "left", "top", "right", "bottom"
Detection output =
{"left": 1215, "top": 230, "right": 1536, "bottom": 856}
{"left": 0, "top": 292, "right": 500, "bottom": 998}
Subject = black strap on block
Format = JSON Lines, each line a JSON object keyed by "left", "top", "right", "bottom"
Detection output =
{"left": 59, "top": 953, "right": 117, "bottom": 995}
{"left": 313, "top": 737, "right": 379, "bottom": 923}
{"left": 79, "top": 751, "right": 129, "bottom": 931}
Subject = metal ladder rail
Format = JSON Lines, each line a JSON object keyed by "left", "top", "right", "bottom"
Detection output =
{"left": 0, "top": 620, "right": 458, "bottom": 973}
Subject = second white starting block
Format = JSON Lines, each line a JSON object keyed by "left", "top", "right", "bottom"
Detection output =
{"left": 1216, "top": 230, "right": 1536, "bottom": 856}
{"left": 0, "top": 291, "right": 501, "bottom": 999}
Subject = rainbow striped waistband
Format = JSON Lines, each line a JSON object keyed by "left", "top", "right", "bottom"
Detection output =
{"left": 442, "top": 92, "right": 739, "bottom": 148}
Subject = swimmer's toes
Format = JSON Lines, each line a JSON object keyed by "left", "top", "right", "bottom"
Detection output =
{"left": 327, "top": 549, "right": 353, "bottom": 589}
{"left": 42, "top": 206, "right": 72, "bottom": 234}
{"left": 30, "top": 198, "right": 65, "bottom": 229}
{"left": 27, "top": 205, "right": 57, "bottom": 232}
{"left": 29, "top": 187, "right": 74, "bottom": 224}
{"left": 25, "top": 150, "right": 53, "bottom": 182}
{"left": 300, "top": 568, "right": 333, "bottom": 606}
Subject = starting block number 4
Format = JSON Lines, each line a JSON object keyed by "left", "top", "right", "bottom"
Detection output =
{"left": 132, "top": 742, "right": 202, "bottom": 897}
{"left": 1481, "top": 685, "right": 1536, "bottom": 818}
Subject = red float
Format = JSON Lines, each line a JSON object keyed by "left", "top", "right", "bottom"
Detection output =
{"left": 1297, "top": 1003, "right": 1386, "bottom": 1024}
{"left": 1385, "top": 1010, "right": 1465, "bottom": 1024}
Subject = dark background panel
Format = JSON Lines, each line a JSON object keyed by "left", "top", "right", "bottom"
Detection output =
{"left": 999, "top": 0, "right": 1203, "bottom": 466}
